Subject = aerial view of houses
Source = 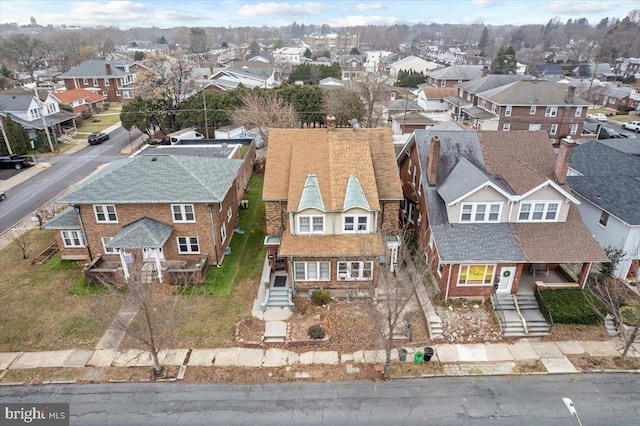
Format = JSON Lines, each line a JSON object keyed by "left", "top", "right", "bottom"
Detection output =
{"left": 0, "top": 1, "right": 639, "bottom": 421}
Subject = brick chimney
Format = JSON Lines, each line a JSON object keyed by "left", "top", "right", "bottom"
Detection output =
{"left": 554, "top": 136, "right": 576, "bottom": 185}
{"left": 427, "top": 136, "right": 440, "bottom": 186}
{"left": 565, "top": 85, "right": 576, "bottom": 103}
{"left": 327, "top": 115, "right": 336, "bottom": 133}
{"left": 482, "top": 66, "right": 488, "bottom": 78}
{"left": 105, "top": 63, "right": 112, "bottom": 75}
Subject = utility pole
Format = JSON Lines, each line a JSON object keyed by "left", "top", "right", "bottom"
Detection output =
{"left": 0, "top": 117, "right": 12, "bottom": 154}
{"left": 202, "top": 87, "right": 209, "bottom": 138}
{"left": 31, "top": 84, "right": 55, "bottom": 152}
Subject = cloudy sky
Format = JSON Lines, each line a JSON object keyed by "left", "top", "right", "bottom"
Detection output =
{"left": 0, "top": 0, "right": 635, "bottom": 29}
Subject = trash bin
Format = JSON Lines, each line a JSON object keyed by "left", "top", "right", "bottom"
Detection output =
{"left": 424, "top": 347, "right": 434, "bottom": 362}
{"left": 414, "top": 351, "right": 424, "bottom": 364}
{"left": 399, "top": 348, "right": 408, "bottom": 362}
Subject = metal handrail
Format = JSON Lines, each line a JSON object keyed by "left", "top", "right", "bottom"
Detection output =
{"left": 512, "top": 295, "right": 529, "bottom": 334}
{"left": 536, "top": 286, "right": 553, "bottom": 324}
{"left": 491, "top": 294, "right": 507, "bottom": 328}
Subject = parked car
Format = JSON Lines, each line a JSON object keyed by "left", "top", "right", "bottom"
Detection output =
{"left": 0, "top": 154, "right": 35, "bottom": 169}
{"left": 88, "top": 132, "right": 109, "bottom": 145}
{"left": 621, "top": 121, "right": 640, "bottom": 132}
{"left": 587, "top": 113, "right": 608, "bottom": 122}
{"left": 619, "top": 133, "right": 637, "bottom": 139}
{"left": 0, "top": 191, "right": 5, "bottom": 201}
{"left": 600, "top": 126, "right": 621, "bottom": 138}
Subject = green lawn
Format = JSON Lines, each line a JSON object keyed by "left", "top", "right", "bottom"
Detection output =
{"left": 73, "top": 105, "right": 123, "bottom": 138}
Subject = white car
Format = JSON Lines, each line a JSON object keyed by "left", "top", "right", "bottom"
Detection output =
{"left": 587, "top": 113, "right": 608, "bottom": 122}
{"left": 621, "top": 121, "right": 640, "bottom": 132}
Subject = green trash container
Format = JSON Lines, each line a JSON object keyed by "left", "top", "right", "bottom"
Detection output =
{"left": 414, "top": 351, "right": 424, "bottom": 364}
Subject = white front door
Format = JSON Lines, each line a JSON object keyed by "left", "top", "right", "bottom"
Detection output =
{"left": 497, "top": 266, "right": 516, "bottom": 294}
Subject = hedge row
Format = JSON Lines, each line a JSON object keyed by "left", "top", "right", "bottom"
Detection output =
{"left": 536, "top": 289, "right": 607, "bottom": 325}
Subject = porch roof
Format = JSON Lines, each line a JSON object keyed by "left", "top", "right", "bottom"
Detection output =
{"left": 462, "top": 106, "right": 496, "bottom": 120}
{"left": 279, "top": 232, "right": 386, "bottom": 257}
{"left": 106, "top": 217, "right": 173, "bottom": 249}
{"left": 42, "top": 206, "right": 80, "bottom": 230}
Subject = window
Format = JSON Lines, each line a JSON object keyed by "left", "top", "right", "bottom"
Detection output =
{"left": 528, "top": 123, "right": 542, "bottom": 131}
{"left": 530, "top": 105, "right": 537, "bottom": 115}
{"left": 298, "top": 215, "right": 324, "bottom": 234}
{"left": 408, "top": 203, "right": 416, "bottom": 224}
{"left": 61, "top": 231, "right": 84, "bottom": 248}
{"left": 123, "top": 91, "right": 131, "bottom": 99}
{"left": 466, "top": 93, "right": 471, "bottom": 101}
{"left": 101, "top": 237, "right": 116, "bottom": 254}
{"left": 570, "top": 123, "right": 578, "bottom": 135}
{"left": 102, "top": 91, "right": 108, "bottom": 96}
{"left": 545, "top": 106, "right": 558, "bottom": 117}
{"left": 412, "top": 166, "right": 417, "bottom": 185}
{"left": 440, "top": 80, "right": 445, "bottom": 87}
{"left": 575, "top": 106, "right": 583, "bottom": 117}
{"left": 505, "top": 105, "right": 512, "bottom": 117}
{"left": 227, "top": 206, "right": 233, "bottom": 222}
{"left": 518, "top": 202, "right": 560, "bottom": 222}
{"left": 93, "top": 78, "right": 98, "bottom": 86}
{"left": 294, "top": 261, "right": 330, "bottom": 281}
{"left": 94, "top": 205, "right": 117, "bottom": 223}
{"left": 460, "top": 203, "right": 501, "bottom": 223}
{"left": 172, "top": 204, "right": 195, "bottom": 222}
{"left": 116, "top": 91, "right": 121, "bottom": 96}
{"left": 105, "top": 79, "right": 110, "bottom": 86}
{"left": 83, "top": 78, "right": 88, "bottom": 85}
{"left": 220, "top": 223, "right": 227, "bottom": 243}
{"left": 550, "top": 123, "right": 558, "bottom": 135}
{"left": 458, "top": 264, "right": 495, "bottom": 285}
{"left": 503, "top": 123, "right": 511, "bottom": 131}
{"left": 337, "top": 261, "right": 374, "bottom": 281}
{"left": 491, "top": 103, "right": 497, "bottom": 113}
{"left": 344, "top": 215, "right": 369, "bottom": 233}
{"left": 599, "top": 211, "right": 609, "bottom": 227}
{"left": 177, "top": 237, "right": 199, "bottom": 254}
{"left": 30, "top": 108, "right": 41, "bottom": 119}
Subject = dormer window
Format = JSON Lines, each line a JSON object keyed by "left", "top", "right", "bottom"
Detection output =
{"left": 298, "top": 215, "right": 324, "bottom": 234}
{"left": 344, "top": 215, "right": 369, "bottom": 233}
{"left": 460, "top": 203, "right": 501, "bottom": 223}
{"left": 518, "top": 202, "right": 559, "bottom": 222}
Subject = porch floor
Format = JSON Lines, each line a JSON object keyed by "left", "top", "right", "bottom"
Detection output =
{"left": 517, "top": 269, "right": 569, "bottom": 294}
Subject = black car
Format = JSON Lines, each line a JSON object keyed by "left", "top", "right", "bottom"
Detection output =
{"left": 88, "top": 132, "right": 110, "bottom": 145}
{"left": 0, "top": 154, "right": 34, "bottom": 169}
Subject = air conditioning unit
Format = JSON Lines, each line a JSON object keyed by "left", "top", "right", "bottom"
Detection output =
{"left": 240, "top": 200, "right": 249, "bottom": 209}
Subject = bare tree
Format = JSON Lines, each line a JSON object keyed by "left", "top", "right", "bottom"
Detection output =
{"left": 10, "top": 226, "right": 31, "bottom": 260}
{"left": 348, "top": 73, "right": 390, "bottom": 128}
{"left": 324, "top": 87, "right": 365, "bottom": 127}
{"left": 0, "top": 34, "right": 47, "bottom": 82}
{"left": 230, "top": 92, "right": 299, "bottom": 146}
{"left": 34, "top": 204, "right": 60, "bottom": 229}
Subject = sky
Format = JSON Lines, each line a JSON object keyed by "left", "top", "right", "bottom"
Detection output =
{"left": 0, "top": 0, "right": 636, "bottom": 29}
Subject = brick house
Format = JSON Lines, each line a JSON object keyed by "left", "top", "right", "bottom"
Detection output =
{"left": 44, "top": 153, "right": 247, "bottom": 284}
{"left": 397, "top": 129, "right": 607, "bottom": 300}
{"left": 425, "top": 65, "right": 484, "bottom": 88}
{"left": 51, "top": 89, "right": 106, "bottom": 114}
{"left": 57, "top": 60, "right": 141, "bottom": 103}
{"left": 337, "top": 55, "right": 365, "bottom": 80}
{"left": 261, "top": 125, "right": 403, "bottom": 307}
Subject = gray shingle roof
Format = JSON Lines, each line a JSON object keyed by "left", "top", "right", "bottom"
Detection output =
{"left": 437, "top": 157, "right": 491, "bottom": 204}
{"left": 58, "top": 155, "right": 242, "bottom": 205}
{"left": 427, "top": 65, "right": 483, "bottom": 81}
{"left": 57, "top": 60, "right": 135, "bottom": 79}
{"left": 570, "top": 140, "right": 640, "bottom": 178}
{"left": 384, "top": 99, "right": 422, "bottom": 111}
{"left": 42, "top": 206, "right": 80, "bottom": 230}
{"left": 106, "top": 218, "right": 173, "bottom": 249}
{"left": 0, "top": 94, "right": 33, "bottom": 112}
{"left": 457, "top": 74, "right": 532, "bottom": 93}
{"left": 477, "top": 80, "right": 591, "bottom": 106}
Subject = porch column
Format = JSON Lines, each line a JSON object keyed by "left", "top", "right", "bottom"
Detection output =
{"left": 119, "top": 251, "right": 130, "bottom": 280}
{"left": 578, "top": 262, "right": 592, "bottom": 289}
{"left": 154, "top": 249, "right": 163, "bottom": 283}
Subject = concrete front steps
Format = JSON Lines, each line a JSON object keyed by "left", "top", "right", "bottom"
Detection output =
{"left": 491, "top": 294, "right": 551, "bottom": 338}
{"left": 264, "top": 287, "right": 294, "bottom": 308}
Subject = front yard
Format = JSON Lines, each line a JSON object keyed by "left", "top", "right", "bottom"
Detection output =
{"left": 73, "top": 104, "right": 123, "bottom": 139}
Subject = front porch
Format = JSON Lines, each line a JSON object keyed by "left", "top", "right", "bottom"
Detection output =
{"left": 516, "top": 263, "right": 583, "bottom": 295}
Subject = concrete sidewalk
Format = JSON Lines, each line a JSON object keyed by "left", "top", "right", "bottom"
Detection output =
{"left": 2, "top": 339, "right": 638, "bottom": 378}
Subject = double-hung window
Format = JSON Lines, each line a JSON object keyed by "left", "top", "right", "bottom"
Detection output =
{"left": 460, "top": 203, "right": 501, "bottom": 223}
{"left": 505, "top": 105, "right": 512, "bottom": 117}
{"left": 545, "top": 106, "right": 558, "bottom": 117}
{"left": 94, "top": 205, "right": 117, "bottom": 223}
{"left": 337, "top": 261, "right": 373, "bottom": 281}
{"left": 220, "top": 223, "right": 227, "bottom": 243}
{"left": 550, "top": 124, "right": 558, "bottom": 135}
{"left": 177, "top": 237, "right": 199, "bottom": 254}
{"left": 570, "top": 123, "right": 578, "bottom": 135}
{"left": 172, "top": 204, "right": 195, "bottom": 222}
{"left": 575, "top": 106, "right": 583, "bottom": 117}
{"left": 101, "top": 237, "right": 116, "bottom": 254}
{"left": 518, "top": 202, "right": 560, "bottom": 222}
{"left": 298, "top": 215, "right": 324, "bottom": 234}
{"left": 343, "top": 215, "right": 369, "bottom": 233}
{"left": 61, "top": 231, "right": 84, "bottom": 248}
{"left": 294, "top": 261, "right": 330, "bottom": 281}
{"left": 458, "top": 265, "right": 495, "bottom": 285}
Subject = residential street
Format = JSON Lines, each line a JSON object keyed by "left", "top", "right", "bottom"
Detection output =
{"left": 0, "top": 126, "right": 141, "bottom": 234}
{"left": 1, "top": 374, "right": 638, "bottom": 425}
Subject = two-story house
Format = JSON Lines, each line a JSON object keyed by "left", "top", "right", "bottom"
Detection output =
{"left": 473, "top": 80, "right": 592, "bottom": 142}
{"left": 337, "top": 55, "right": 365, "bottom": 81}
{"left": 261, "top": 125, "right": 403, "bottom": 307}
{"left": 272, "top": 47, "right": 307, "bottom": 67}
{"left": 567, "top": 141, "right": 640, "bottom": 281}
{"left": 57, "top": 60, "right": 141, "bottom": 103}
{"left": 51, "top": 89, "right": 106, "bottom": 114}
{"left": 425, "top": 65, "right": 484, "bottom": 88}
{"left": 397, "top": 130, "right": 607, "bottom": 300}
{"left": 44, "top": 154, "right": 245, "bottom": 284}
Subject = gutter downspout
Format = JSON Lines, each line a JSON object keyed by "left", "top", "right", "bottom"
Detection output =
{"left": 73, "top": 205, "right": 92, "bottom": 262}
{"left": 208, "top": 204, "right": 220, "bottom": 266}
{"left": 445, "top": 262, "right": 452, "bottom": 301}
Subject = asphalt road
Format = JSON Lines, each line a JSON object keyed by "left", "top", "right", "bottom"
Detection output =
{"left": 0, "top": 126, "right": 141, "bottom": 234}
{"left": 1, "top": 374, "right": 638, "bottom": 425}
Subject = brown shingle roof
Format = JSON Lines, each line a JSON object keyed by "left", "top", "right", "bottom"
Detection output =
{"left": 53, "top": 89, "right": 106, "bottom": 104}
{"left": 509, "top": 206, "right": 608, "bottom": 262}
{"left": 420, "top": 87, "right": 458, "bottom": 99}
{"left": 279, "top": 232, "right": 386, "bottom": 257}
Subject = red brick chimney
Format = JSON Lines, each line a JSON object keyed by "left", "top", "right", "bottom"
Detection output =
{"left": 105, "top": 63, "right": 112, "bottom": 75}
{"left": 427, "top": 136, "right": 440, "bottom": 186}
{"left": 554, "top": 137, "right": 576, "bottom": 185}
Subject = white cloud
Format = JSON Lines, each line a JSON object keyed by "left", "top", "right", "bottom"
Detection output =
{"left": 327, "top": 14, "right": 399, "bottom": 26}
{"left": 30, "top": 1, "right": 148, "bottom": 26}
{"left": 237, "top": 2, "right": 326, "bottom": 17}
{"left": 356, "top": 3, "right": 384, "bottom": 11}
{"left": 154, "top": 10, "right": 204, "bottom": 21}
{"left": 546, "top": 0, "right": 619, "bottom": 14}
{"left": 471, "top": 0, "right": 500, "bottom": 7}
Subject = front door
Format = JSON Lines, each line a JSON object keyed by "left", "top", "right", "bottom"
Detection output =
{"left": 497, "top": 266, "right": 516, "bottom": 294}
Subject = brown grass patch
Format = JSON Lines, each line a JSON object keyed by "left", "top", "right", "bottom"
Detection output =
{"left": 568, "top": 354, "right": 640, "bottom": 370}
{"left": 185, "top": 364, "right": 382, "bottom": 383}
{"left": 513, "top": 360, "right": 546, "bottom": 373}
{"left": 389, "top": 360, "right": 444, "bottom": 377}
{"left": 543, "top": 324, "right": 608, "bottom": 342}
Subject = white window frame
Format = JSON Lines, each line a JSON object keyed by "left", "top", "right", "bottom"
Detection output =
{"left": 457, "top": 264, "right": 496, "bottom": 286}
{"left": 575, "top": 106, "right": 583, "bottom": 117}
{"left": 101, "top": 237, "right": 116, "bottom": 254}
{"left": 177, "top": 236, "right": 200, "bottom": 254}
{"left": 545, "top": 106, "right": 558, "bottom": 117}
{"left": 528, "top": 123, "right": 542, "bottom": 131}
{"left": 61, "top": 231, "right": 84, "bottom": 248}
{"left": 298, "top": 215, "right": 324, "bottom": 234}
{"left": 517, "top": 201, "right": 560, "bottom": 222}
{"left": 102, "top": 91, "right": 108, "bottom": 96}
{"left": 530, "top": 105, "right": 537, "bottom": 115}
{"left": 491, "top": 103, "right": 497, "bottom": 113}
{"left": 83, "top": 78, "right": 88, "bottom": 85}
{"left": 550, "top": 123, "right": 558, "bottom": 135}
{"left": 503, "top": 123, "right": 511, "bottom": 131}
{"left": 459, "top": 202, "right": 502, "bottom": 223}
{"left": 570, "top": 123, "right": 578, "bottom": 135}
{"left": 220, "top": 223, "right": 227, "bottom": 243}
{"left": 598, "top": 211, "right": 609, "bottom": 227}
{"left": 412, "top": 166, "right": 417, "bottom": 185}
{"left": 505, "top": 105, "right": 512, "bottom": 117}
{"left": 294, "top": 261, "right": 330, "bottom": 281}
{"left": 116, "top": 90, "right": 121, "bottom": 96}
{"left": 337, "top": 261, "right": 374, "bottom": 281}
{"left": 408, "top": 203, "right": 416, "bottom": 224}
{"left": 343, "top": 215, "right": 370, "bottom": 233}
{"left": 171, "top": 204, "right": 195, "bottom": 223}
{"left": 105, "top": 79, "right": 110, "bottom": 86}
{"left": 93, "top": 78, "right": 98, "bottom": 87}
{"left": 227, "top": 206, "right": 233, "bottom": 222}
{"left": 94, "top": 204, "right": 118, "bottom": 223}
